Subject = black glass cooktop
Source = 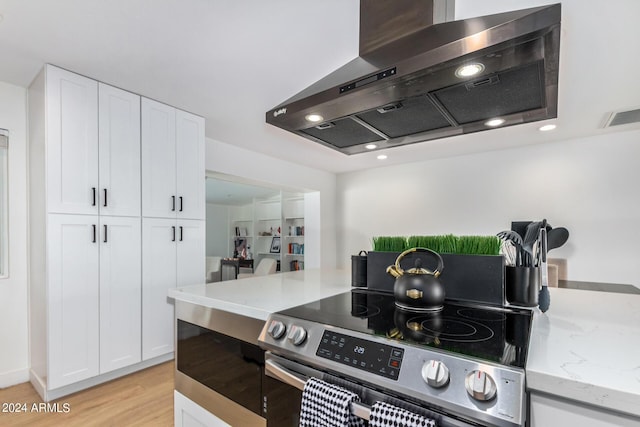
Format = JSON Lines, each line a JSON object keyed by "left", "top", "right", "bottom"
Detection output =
{"left": 279, "top": 290, "right": 532, "bottom": 368}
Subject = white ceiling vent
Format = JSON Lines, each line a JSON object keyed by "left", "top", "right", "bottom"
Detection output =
{"left": 603, "top": 108, "right": 640, "bottom": 128}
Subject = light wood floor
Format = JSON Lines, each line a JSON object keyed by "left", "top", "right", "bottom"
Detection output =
{"left": 0, "top": 361, "right": 174, "bottom": 427}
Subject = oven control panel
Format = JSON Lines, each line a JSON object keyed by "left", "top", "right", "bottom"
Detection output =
{"left": 316, "top": 330, "right": 404, "bottom": 380}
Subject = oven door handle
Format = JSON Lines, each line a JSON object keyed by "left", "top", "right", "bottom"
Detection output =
{"left": 264, "top": 359, "right": 371, "bottom": 421}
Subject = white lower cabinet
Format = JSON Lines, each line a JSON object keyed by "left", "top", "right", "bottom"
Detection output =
{"left": 175, "top": 391, "right": 230, "bottom": 427}
{"left": 529, "top": 392, "right": 640, "bottom": 427}
{"left": 99, "top": 216, "right": 142, "bottom": 373}
{"left": 142, "top": 218, "right": 204, "bottom": 360}
{"left": 47, "top": 214, "right": 142, "bottom": 388}
{"left": 47, "top": 214, "right": 100, "bottom": 389}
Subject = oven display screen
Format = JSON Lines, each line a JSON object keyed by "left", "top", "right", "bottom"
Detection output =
{"left": 316, "top": 330, "right": 403, "bottom": 380}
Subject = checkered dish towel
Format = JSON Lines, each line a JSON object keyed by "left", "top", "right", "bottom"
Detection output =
{"left": 299, "top": 378, "right": 367, "bottom": 427}
{"left": 369, "top": 401, "right": 437, "bottom": 427}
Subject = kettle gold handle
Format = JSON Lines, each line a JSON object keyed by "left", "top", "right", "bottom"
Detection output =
{"left": 392, "top": 247, "right": 444, "bottom": 277}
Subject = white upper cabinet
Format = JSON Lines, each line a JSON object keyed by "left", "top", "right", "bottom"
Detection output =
{"left": 98, "top": 83, "right": 141, "bottom": 217}
{"left": 176, "top": 110, "right": 205, "bottom": 220}
{"left": 142, "top": 98, "right": 205, "bottom": 220}
{"left": 46, "top": 66, "right": 99, "bottom": 215}
{"left": 141, "top": 98, "right": 177, "bottom": 218}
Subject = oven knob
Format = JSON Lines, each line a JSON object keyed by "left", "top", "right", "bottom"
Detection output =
{"left": 422, "top": 360, "right": 450, "bottom": 388}
{"left": 287, "top": 326, "right": 307, "bottom": 346}
{"left": 268, "top": 320, "right": 286, "bottom": 340}
{"left": 465, "top": 370, "right": 497, "bottom": 401}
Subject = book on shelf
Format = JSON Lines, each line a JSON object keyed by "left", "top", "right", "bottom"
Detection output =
{"left": 288, "top": 225, "right": 304, "bottom": 236}
{"left": 289, "top": 260, "right": 304, "bottom": 271}
{"left": 287, "top": 242, "right": 304, "bottom": 255}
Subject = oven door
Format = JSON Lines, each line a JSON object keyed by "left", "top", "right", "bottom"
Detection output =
{"left": 175, "top": 301, "right": 267, "bottom": 427}
{"left": 264, "top": 352, "right": 477, "bottom": 427}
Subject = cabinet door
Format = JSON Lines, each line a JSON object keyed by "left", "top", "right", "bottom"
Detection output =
{"left": 177, "top": 220, "right": 205, "bottom": 287}
{"left": 142, "top": 218, "right": 177, "bottom": 360}
{"left": 176, "top": 110, "right": 205, "bottom": 220}
{"left": 47, "top": 214, "right": 100, "bottom": 389}
{"left": 46, "top": 66, "right": 99, "bottom": 215}
{"left": 141, "top": 98, "right": 177, "bottom": 218}
{"left": 99, "top": 216, "right": 142, "bottom": 374}
{"left": 98, "top": 83, "right": 141, "bottom": 217}
{"left": 174, "top": 391, "right": 231, "bottom": 427}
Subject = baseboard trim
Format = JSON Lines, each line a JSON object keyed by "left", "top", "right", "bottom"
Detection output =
{"left": 29, "top": 353, "right": 174, "bottom": 402}
{"left": 0, "top": 367, "right": 30, "bottom": 389}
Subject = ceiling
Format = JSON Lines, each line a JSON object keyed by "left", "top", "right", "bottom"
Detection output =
{"left": 206, "top": 177, "right": 279, "bottom": 206}
{"left": 1, "top": 0, "right": 639, "bottom": 173}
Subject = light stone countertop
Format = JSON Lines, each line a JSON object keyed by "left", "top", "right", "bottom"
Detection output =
{"left": 169, "top": 269, "right": 640, "bottom": 418}
{"left": 526, "top": 286, "right": 640, "bottom": 417}
{"left": 168, "top": 269, "right": 352, "bottom": 320}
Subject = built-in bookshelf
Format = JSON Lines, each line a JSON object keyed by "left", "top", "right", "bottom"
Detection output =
{"left": 227, "top": 194, "right": 304, "bottom": 272}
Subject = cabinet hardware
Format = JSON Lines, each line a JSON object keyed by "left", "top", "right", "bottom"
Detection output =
{"left": 179, "top": 226, "right": 183, "bottom": 241}
{"left": 103, "top": 189, "right": 108, "bottom": 207}
{"left": 172, "top": 226, "right": 176, "bottom": 242}
{"left": 172, "top": 195, "right": 176, "bottom": 212}
{"left": 92, "top": 187, "right": 96, "bottom": 206}
{"left": 179, "top": 196, "right": 183, "bottom": 212}
{"left": 92, "top": 224, "right": 97, "bottom": 243}
{"left": 103, "top": 224, "right": 108, "bottom": 243}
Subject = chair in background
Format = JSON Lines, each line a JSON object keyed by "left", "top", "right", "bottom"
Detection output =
{"left": 237, "top": 258, "right": 277, "bottom": 279}
{"left": 205, "top": 256, "right": 223, "bottom": 283}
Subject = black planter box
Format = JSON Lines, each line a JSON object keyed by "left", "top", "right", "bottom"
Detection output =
{"left": 365, "top": 251, "right": 505, "bottom": 306}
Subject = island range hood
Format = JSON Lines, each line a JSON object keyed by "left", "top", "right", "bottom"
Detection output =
{"left": 266, "top": 1, "right": 561, "bottom": 155}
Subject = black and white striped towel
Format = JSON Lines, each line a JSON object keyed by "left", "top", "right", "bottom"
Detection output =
{"left": 299, "top": 378, "right": 367, "bottom": 427}
{"left": 368, "top": 401, "right": 437, "bottom": 427}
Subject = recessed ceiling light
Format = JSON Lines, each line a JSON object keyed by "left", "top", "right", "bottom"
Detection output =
{"left": 305, "top": 114, "right": 323, "bottom": 123}
{"left": 365, "top": 144, "right": 377, "bottom": 150}
{"left": 455, "top": 63, "right": 485, "bottom": 78}
{"left": 539, "top": 124, "right": 556, "bottom": 132}
{"left": 485, "top": 118, "right": 505, "bottom": 127}
{"left": 377, "top": 154, "right": 387, "bottom": 160}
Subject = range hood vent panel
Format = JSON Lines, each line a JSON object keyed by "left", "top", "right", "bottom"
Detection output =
{"left": 356, "top": 95, "right": 452, "bottom": 138}
{"left": 301, "top": 118, "right": 383, "bottom": 149}
{"left": 266, "top": 2, "right": 561, "bottom": 155}
{"left": 434, "top": 61, "right": 545, "bottom": 125}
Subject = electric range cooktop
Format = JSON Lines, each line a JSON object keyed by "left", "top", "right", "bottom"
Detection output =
{"left": 278, "top": 289, "right": 532, "bottom": 368}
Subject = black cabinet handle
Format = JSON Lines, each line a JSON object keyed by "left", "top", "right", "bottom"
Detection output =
{"left": 172, "top": 226, "right": 176, "bottom": 242}
{"left": 92, "top": 187, "right": 96, "bottom": 206}
{"left": 103, "top": 189, "right": 108, "bottom": 207}
{"left": 171, "top": 196, "right": 176, "bottom": 212}
{"left": 179, "top": 196, "right": 183, "bottom": 212}
{"left": 92, "top": 224, "right": 97, "bottom": 243}
{"left": 179, "top": 226, "right": 183, "bottom": 241}
{"left": 103, "top": 224, "right": 108, "bottom": 243}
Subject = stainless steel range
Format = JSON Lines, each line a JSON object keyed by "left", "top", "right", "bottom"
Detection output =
{"left": 258, "top": 289, "right": 532, "bottom": 427}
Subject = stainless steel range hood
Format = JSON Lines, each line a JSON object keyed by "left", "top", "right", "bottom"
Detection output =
{"left": 266, "top": 1, "right": 561, "bottom": 155}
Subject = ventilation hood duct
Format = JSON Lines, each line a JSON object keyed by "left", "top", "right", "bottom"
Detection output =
{"left": 266, "top": 1, "right": 561, "bottom": 155}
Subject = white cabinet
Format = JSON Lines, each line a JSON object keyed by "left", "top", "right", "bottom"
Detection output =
{"left": 529, "top": 392, "right": 640, "bottom": 427}
{"left": 142, "top": 218, "right": 204, "bottom": 360}
{"left": 99, "top": 216, "right": 142, "bottom": 373}
{"left": 47, "top": 214, "right": 100, "bottom": 389}
{"left": 176, "top": 110, "right": 206, "bottom": 220}
{"left": 46, "top": 66, "right": 99, "bottom": 215}
{"left": 142, "top": 98, "right": 205, "bottom": 220}
{"left": 98, "top": 83, "right": 141, "bottom": 217}
{"left": 46, "top": 214, "right": 143, "bottom": 388}
{"left": 175, "top": 391, "right": 230, "bottom": 427}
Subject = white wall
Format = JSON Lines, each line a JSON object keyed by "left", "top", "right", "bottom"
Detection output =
{"left": 336, "top": 129, "right": 640, "bottom": 286}
{"left": 0, "top": 81, "right": 29, "bottom": 387}
{"left": 205, "top": 203, "right": 230, "bottom": 257}
{"left": 205, "top": 138, "right": 337, "bottom": 269}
